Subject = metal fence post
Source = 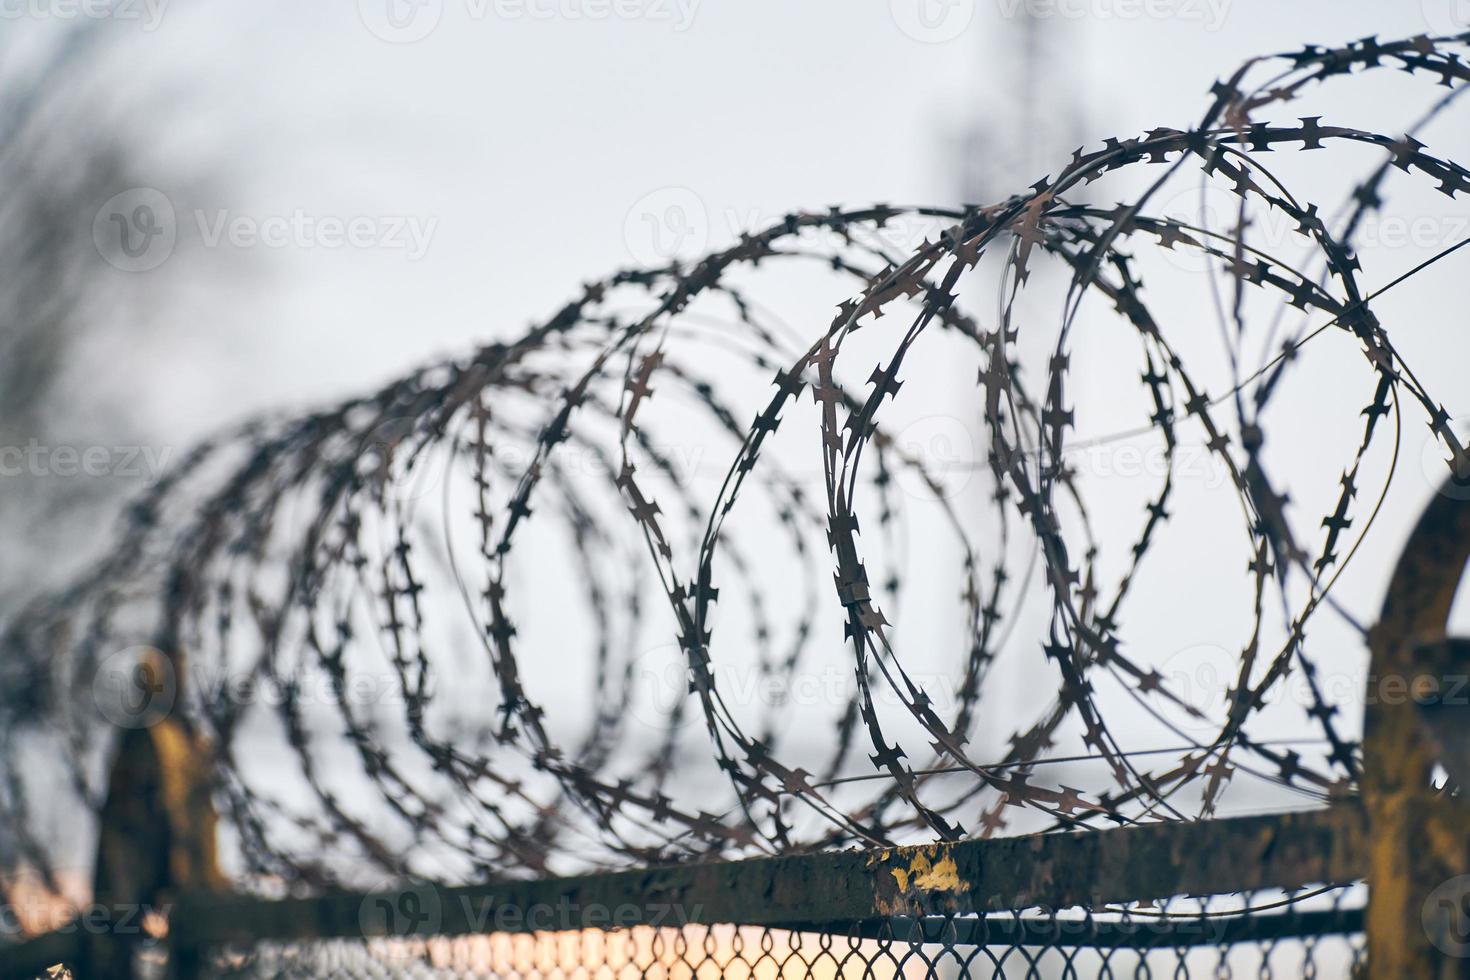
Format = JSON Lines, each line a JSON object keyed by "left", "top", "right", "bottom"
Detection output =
{"left": 89, "top": 647, "right": 222, "bottom": 979}
{"left": 1364, "top": 479, "right": 1470, "bottom": 977}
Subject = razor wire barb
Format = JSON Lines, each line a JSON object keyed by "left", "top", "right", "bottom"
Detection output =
{"left": 4, "top": 31, "right": 1470, "bottom": 899}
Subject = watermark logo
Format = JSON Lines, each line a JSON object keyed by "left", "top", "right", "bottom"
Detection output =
{"left": 456, "top": 895, "right": 699, "bottom": 931}
{"left": 358, "top": 417, "right": 442, "bottom": 503}
{"left": 495, "top": 0, "right": 700, "bottom": 29}
{"left": 892, "top": 415, "right": 977, "bottom": 501}
{"left": 196, "top": 668, "right": 422, "bottom": 710}
{"left": 0, "top": 441, "right": 173, "bottom": 479}
{"left": 93, "top": 187, "right": 176, "bottom": 272}
{"left": 358, "top": 0, "right": 444, "bottom": 42}
{"left": 628, "top": 643, "right": 700, "bottom": 732}
{"left": 94, "top": 188, "right": 437, "bottom": 271}
{"left": 626, "top": 199, "right": 952, "bottom": 271}
{"left": 1421, "top": 407, "right": 1470, "bottom": 501}
{"left": 1154, "top": 181, "right": 1470, "bottom": 277}
{"left": 1422, "top": 0, "right": 1470, "bottom": 36}
{"left": 0, "top": 897, "right": 171, "bottom": 938}
{"left": 995, "top": 0, "right": 1230, "bottom": 30}
{"left": 194, "top": 208, "right": 436, "bottom": 259}
{"left": 358, "top": 881, "right": 444, "bottom": 937}
{"left": 92, "top": 647, "right": 177, "bottom": 729}
{"left": 1424, "top": 875, "right": 1470, "bottom": 957}
{"left": 1152, "top": 183, "right": 1249, "bottom": 275}
{"left": 359, "top": 0, "right": 699, "bottom": 41}
{"left": 0, "top": 0, "right": 169, "bottom": 30}
{"left": 623, "top": 187, "right": 709, "bottom": 267}
{"left": 890, "top": 0, "right": 974, "bottom": 42}
{"left": 628, "top": 649, "right": 972, "bottom": 729}
{"left": 1153, "top": 642, "right": 1238, "bottom": 737}
{"left": 889, "top": 430, "right": 1238, "bottom": 504}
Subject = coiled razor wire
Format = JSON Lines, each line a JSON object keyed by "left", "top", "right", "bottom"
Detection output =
{"left": 4, "top": 32, "right": 1470, "bottom": 897}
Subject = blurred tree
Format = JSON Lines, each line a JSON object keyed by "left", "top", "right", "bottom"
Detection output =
{"left": 0, "top": 22, "right": 164, "bottom": 617}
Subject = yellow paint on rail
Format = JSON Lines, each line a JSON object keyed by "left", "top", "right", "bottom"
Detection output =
{"left": 884, "top": 845, "right": 963, "bottom": 895}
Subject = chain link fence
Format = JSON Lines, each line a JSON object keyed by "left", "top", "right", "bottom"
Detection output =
{"left": 183, "top": 887, "right": 1364, "bottom": 980}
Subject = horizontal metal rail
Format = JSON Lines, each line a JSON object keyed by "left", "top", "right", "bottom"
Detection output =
{"left": 163, "top": 803, "right": 1366, "bottom": 953}
{"left": 3, "top": 928, "right": 83, "bottom": 980}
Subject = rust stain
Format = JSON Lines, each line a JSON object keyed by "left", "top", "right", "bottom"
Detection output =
{"left": 864, "top": 848, "right": 895, "bottom": 868}
{"left": 885, "top": 845, "right": 963, "bottom": 895}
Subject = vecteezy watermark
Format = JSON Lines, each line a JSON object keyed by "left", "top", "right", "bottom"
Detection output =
{"left": 621, "top": 192, "right": 966, "bottom": 269}
{"left": 0, "top": 441, "right": 173, "bottom": 479}
{"left": 92, "top": 647, "right": 178, "bottom": 729}
{"left": 501, "top": 439, "right": 706, "bottom": 486}
{"left": 0, "top": 896, "right": 170, "bottom": 939}
{"left": 358, "top": 416, "right": 442, "bottom": 503}
{"left": 890, "top": 0, "right": 975, "bottom": 43}
{"left": 1421, "top": 406, "right": 1470, "bottom": 501}
{"left": 93, "top": 187, "right": 177, "bottom": 273}
{"left": 193, "top": 668, "right": 426, "bottom": 711}
{"left": 93, "top": 188, "right": 438, "bottom": 271}
{"left": 628, "top": 652, "right": 980, "bottom": 731}
{"left": 358, "top": 883, "right": 700, "bottom": 937}
{"left": 1026, "top": 906, "right": 1230, "bottom": 944}
{"left": 1366, "top": 672, "right": 1470, "bottom": 707}
{"left": 1153, "top": 642, "right": 1239, "bottom": 737}
{"left": 357, "top": 0, "right": 445, "bottom": 43}
{"left": 1154, "top": 182, "right": 1470, "bottom": 275}
{"left": 1129, "top": 659, "right": 1468, "bottom": 731}
{"left": 0, "top": 0, "right": 168, "bottom": 30}
{"left": 455, "top": 895, "right": 700, "bottom": 933}
{"left": 348, "top": 418, "right": 709, "bottom": 505}
{"left": 1424, "top": 874, "right": 1470, "bottom": 957}
{"left": 494, "top": 0, "right": 699, "bottom": 28}
{"left": 1422, "top": 0, "right": 1470, "bottom": 36}
{"left": 359, "top": 881, "right": 444, "bottom": 938}
{"left": 979, "top": 434, "right": 1234, "bottom": 496}
{"left": 194, "top": 208, "right": 436, "bottom": 260}
{"left": 357, "top": 0, "right": 699, "bottom": 43}
{"left": 91, "top": 645, "right": 424, "bottom": 729}
{"left": 995, "top": 0, "right": 1230, "bottom": 30}
{"left": 623, "top": 187, "right": 710, "bottom": 267}
{"left": 892, "top": 415, "right": 977, "bottom": 501}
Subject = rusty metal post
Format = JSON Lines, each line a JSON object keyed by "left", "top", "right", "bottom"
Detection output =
{"left": 89, "top": 647, "right": 223, "bottom": 978}
{"left": 1364, "top": 479, "right": 1470, "bottom": 977}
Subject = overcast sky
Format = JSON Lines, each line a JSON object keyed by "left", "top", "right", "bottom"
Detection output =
{"left": 37, "top": 0, "right": 1455, "bottom": 433}
{"left": 11, "top": 1, "right": 1470, "bottom": 868}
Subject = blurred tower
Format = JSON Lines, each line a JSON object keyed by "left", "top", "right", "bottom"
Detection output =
{"left": 955, "top": 8, "right": 1086, "bottom": 205}
{"left": 950, "top": 8, "right": 1087, "bottom": 769}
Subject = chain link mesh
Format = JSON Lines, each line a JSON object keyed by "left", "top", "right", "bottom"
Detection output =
{"left": 188, "top": 886, "right": 1364, "bottom": 979}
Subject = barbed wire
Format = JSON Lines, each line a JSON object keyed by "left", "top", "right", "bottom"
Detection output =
{"left": 3, "top": 31, "right": 1470, "bottom": 897}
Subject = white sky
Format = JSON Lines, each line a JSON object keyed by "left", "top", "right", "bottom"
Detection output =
{"left": 55, "top": 0, "right": 1458, "bottom": 433}
{"left": 12, "top": 0, "right": 1470, "bottom": 871}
